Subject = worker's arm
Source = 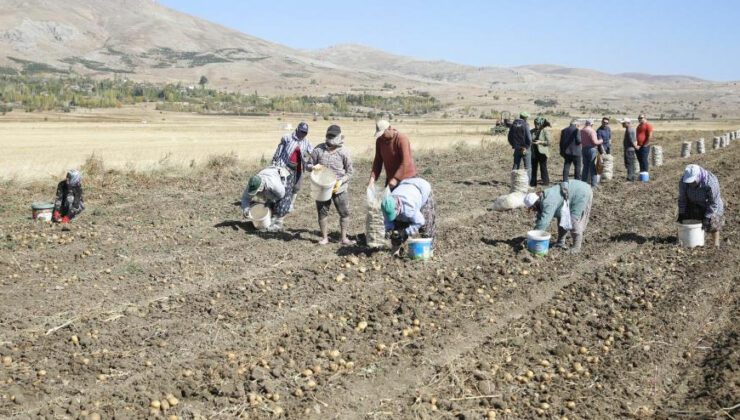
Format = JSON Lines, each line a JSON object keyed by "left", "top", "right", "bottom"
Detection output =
{"left": 541, "top": 129, "right": 551, "bottom": 147}
{"left": 392, "top": 135, "right": 413, "bottom": 183}
{"left": 524, "top": 123, "right": 533, "bottom": 148}
{"left": 240, "top": 186, "right": 251, "bottom": 213}
{"left": 341, "top": 150, "right": 354, "bottom": 185}
{"left": 534, "top": 197, "right": 556, "bottom": 231}
{"left": 404, "top": 210, "right": 426, "bottom": 236}
{"left": 271, "top": 137, "right": 286, "bottom": 166}
{"left": 70, "top": 186, "right": 85, "bottom": 216}
{"left": 53, "top": 181, "right": 64, "bottom": 213}
{"left": 705, "top": 182, "right": 722, "bottom": 219}
{"left": 644, "top": 124, "right": 653, "bottom": 145}
{"left": 575, "top": 130, "right": 582, "bottom": 146}
{"left": 306, "top": 148, "right": 320, "bottom": 172}
{"left": 593, "top": 130, "right": 603, "bottom": 146}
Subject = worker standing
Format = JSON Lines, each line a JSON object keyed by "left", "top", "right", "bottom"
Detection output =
{"left": 368, "top": 120, "right": 418, "bottom": 190}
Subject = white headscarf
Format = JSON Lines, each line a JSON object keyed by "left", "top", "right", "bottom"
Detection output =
{"left": 67, "top": 169, "right": 81, "bottom": 186}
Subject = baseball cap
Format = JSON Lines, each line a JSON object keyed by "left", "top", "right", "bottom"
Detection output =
{"left": 374, "top": 120, "right": 390, "bottom": 139}
{"left": 682, "top": 164, "right": 701, "bottom": 184}
{"left": 297, "top": 122, "right": 309, "bottom": 133}
{"left": 247, "top": 176, "right": 263, "bottom": 195}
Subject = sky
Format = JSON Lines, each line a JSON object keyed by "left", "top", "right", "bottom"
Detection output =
{"left": 159, "top": 0, "right": 740, "bottom": 81}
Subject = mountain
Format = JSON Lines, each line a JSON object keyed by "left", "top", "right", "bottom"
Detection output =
{"left": 0, "top": 1, "right": 738, "bottom": 116}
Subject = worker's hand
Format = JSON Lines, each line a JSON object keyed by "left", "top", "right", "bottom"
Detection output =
{"left": 313, "top": 164, "right": 324, "bottom": 172}
{"left": 332, "top": 180, "right": 341, "bottom": 194}
{"left": 242, "top": 207, "right": 251, "bottom": 219}
{"left": 702, "top": 217, "right": 711, "bottom": 231}
{"left": 521, "top": 148, "right": 528, "bottom": 155}
{"left": 52, "top": 211, "right": 61, "bottom": 222}
{"left": 389, "top": 178, "right": 398, "bottom": 189}
{"left": 60, "top": 216, "right": 70, "bottom": 224}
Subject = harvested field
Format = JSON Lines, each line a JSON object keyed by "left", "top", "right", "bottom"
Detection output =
{"left": 0, "top": 125, "right": 738, "bottom": 419}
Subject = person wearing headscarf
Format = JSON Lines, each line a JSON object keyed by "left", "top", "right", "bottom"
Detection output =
{"left": 508, "top": 111, "right": 533, "bottom": 182}
{"left": 240, "top": 166, "right": 293, "bottom": 232}
{"left": 307, "top": 125, "right": 355, "bottom": 245}
{"left": 579, "top": 119, "right": 602, "bottom": 187}
{"left": 523, "top": 180, "right": 593, "bottom": 254}
{"left": 530, "top": 116, "right": 551, "bottom": 187}
{"left": 52, "top": 169, "right": 85, "bottom": 223}
{"left": 380, "top": 177, "right": 435, "bottom": 255}
{"left": 678, "top": 164, "right": 724, "bottom": 247}
{"left": 271, "top": 121, "right": 313, "bottom": 212}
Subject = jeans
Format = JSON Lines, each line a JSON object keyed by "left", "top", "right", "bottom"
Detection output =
{"left": 530, "top": 148, "right": 549, "bottom": 186}
{"left": 581, "top": 146, "right": 599, "bottom": 186}
{"left": 637, "top": 145, "right": 650, "bottom": 173}
{"left": 562, "top": 154, "right": 581, "bottom": 182}
{"left": 624, "top": 148, "right": 637, "bottom": 181}
{"left": 512, "top": 148, "right": 532, "bottom": 182}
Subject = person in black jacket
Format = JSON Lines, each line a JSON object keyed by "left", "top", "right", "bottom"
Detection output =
{"left": 508, "top": 111, "right": 532, "bottom": 181}
{"left": 53, "top": 169, "right": 85, "bottom": 223}
{"left": 560, "top": 119, "right": 582, "bottom": 181}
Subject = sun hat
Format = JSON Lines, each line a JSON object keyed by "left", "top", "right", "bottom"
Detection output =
{"left": 381, "top": 195, "right": 398, "bottom": 221}
{"left": 523, "top": 193, "right": 540, "bottom": 208}
{"left": 247, "top": 175, "right": 263, "bottom": 195}
{"left": 374, "top": 120, "right": 390, "bottom": 139}
{"left": 682, "top": 164, "right": 702, "bottom": 184}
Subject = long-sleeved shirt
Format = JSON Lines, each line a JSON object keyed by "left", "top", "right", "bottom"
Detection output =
{"left": 678, "top": 170, "right": 724, "bottom": 219}
{"left": 384, "top": 177, "right": 432, "bottom": 235}
{"left": 272, "top": 131, "right": 313, "bottom": 174}
{"left": 534, "top": 180, "right": 592, "bottom": 231}
{"left": 559, "top": 124, "right": 581, "bottom": 156}
{"left": 623, "top": 127, "right": 637, "bottom": 150}
{"left": 508, "top": 119, "right": 532, "bottom": 150}
{"left": 240, "top": 166, "right": 288, "bottom": 211}
{"left": 308, "top": 144, "right": 353, "bottom": 194}
{"left": 370, "top": 129, "right": 417, "bottom": 185}
{"left": 636, "top": 122, "right": 654, "bottom": 146}
{"left": 53, "top": 181, "right": 84, "bottom": 217}
{"left": 532, "top": 128, "right": 551, "bottom": 157}
{"left": 580, "top": 126, "right": 602, "bottom": 148}
{"left": 596, "top": 125, "right": 612, "bottom": 149}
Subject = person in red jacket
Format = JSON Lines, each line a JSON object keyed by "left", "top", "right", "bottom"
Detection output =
{"left": 368, "top": 120, "right": 418, "bottom": 190}
{"left": 636, "top": 114, "right": 654, "bottom": 173}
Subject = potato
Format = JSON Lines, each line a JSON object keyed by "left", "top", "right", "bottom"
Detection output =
{"left": 150, "top": 400, "right": 161, "bottom": 409}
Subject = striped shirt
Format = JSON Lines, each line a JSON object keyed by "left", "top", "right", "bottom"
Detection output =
{"left": 272, "top": 131, "right": 313, "bottom": 174}
{"left": 308, "top": 144, "right": 354, "bottom": 194}
{"left": 678, "top": 170, "right": 724, "bottom": 218}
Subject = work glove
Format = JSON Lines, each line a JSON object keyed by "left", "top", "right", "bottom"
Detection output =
{"left": 677, "top": 213, "right": 686, "bottom": 223}
{"left": 52, "top": 211, "right": 61, "bottom": 222}
{"left": 332, "top": 180, "right": 341, "bottom": 194}
{"left": 313, "top": 164, "right": 324, "bottom": 172}
{"left": 60, "top": 216, "right": 70, "bottom": 224}
{"left": 702, "top": 217, "right": 711, "bottom": 231}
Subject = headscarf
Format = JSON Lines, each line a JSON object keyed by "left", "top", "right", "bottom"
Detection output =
{"left": 66, "top": 169, "right": 81, "bottom": 187}
{"left": 523, "top": 193, "right": 539, "bottom": 208}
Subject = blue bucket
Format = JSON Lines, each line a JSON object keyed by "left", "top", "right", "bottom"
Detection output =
{"left": 639, "top": 172, "right": 650, "bottom": 182}
{"left": 408, "top": 238, "right": 433, "bottom": 260}
{"left": 526, "top": 230, "right": 551, "bottom": 256}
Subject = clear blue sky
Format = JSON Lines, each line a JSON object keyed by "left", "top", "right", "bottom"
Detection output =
{"left": 159, "top": 0, "right": 739, "bottom": 81}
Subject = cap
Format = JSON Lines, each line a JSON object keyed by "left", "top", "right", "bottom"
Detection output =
{"left": 381, "top": 195, "right": 398, "bottom": 221}
{"left": 523, "top": 193, "right": 539, "bottom": 208}
{"left": 619, "top": 117, "right": 632, "bottom": 124}
{"left": 326, "top": 124, "right": 341, "bottom": 138}
{"left": 296, "top": 121, "right": 309, "bottom": 133}
{"left": 519, "top": 111, "right": 530, "bottom": 119}
{"left": 374, "top": 120, "right": 390, "bottom": 139}
{"left": 682, "top": 164, "right": 701, "bottom": 184}
{"left": 247, "top": 175, "right": 263, "bottom": 195}
{"left": 584, "top": 119, "right": 594, "bottom": 126}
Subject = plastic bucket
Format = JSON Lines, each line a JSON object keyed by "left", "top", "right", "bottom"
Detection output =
{"left": 310, "top": 170, "right": 336, "bottom": 202}
{"left": 249, "top": 204, "right": 272, "bottom": 230}
{"left": 639, "top": 172, "right": 650, "bottom": 182}
{"left": 677, "top": 221, "right": 704, "bottom": 248}
{"left": 526, "top": 230, "right": 551, "bottom": 256}
{"left": 31, "top": 202, "right": 54, "bottom": 222}
{"left": 408, "top": 238, "right": 433, "bottom": 260}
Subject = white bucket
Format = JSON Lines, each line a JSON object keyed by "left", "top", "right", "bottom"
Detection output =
{"left": 677, "top": 221, "right": 704, "bottom": 248}
{"left": 249, "top": 204, "right": 272, "bottom": 230}
{"left": 526, "top": 230, "right": 551, "bottom": 256}
{"left": 310, "top": 170, "right": 336, "bottom": 202}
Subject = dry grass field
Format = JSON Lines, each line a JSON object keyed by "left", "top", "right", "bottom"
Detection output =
{"left": 2, "top": 105, "right": 738, "bottom": 182}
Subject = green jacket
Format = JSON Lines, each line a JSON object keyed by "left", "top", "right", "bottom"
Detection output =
{"left": 535, "top": 180, "right": 592, "bottom": 231}
{"left": 532, "top": 128, "right": 551, "bottom": 157}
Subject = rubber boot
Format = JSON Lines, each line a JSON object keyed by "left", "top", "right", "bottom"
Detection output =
{"left": 554, "top": 226, "right": 569, "bottom": 249}
{"left": 267, "top": 217, "right": 284, "bottom": 232}
{"left": 568, "top": 233, "right": 583, "bottom": 254}
{"left": 288, "top": 193, "right": 298, "bottom": 213}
